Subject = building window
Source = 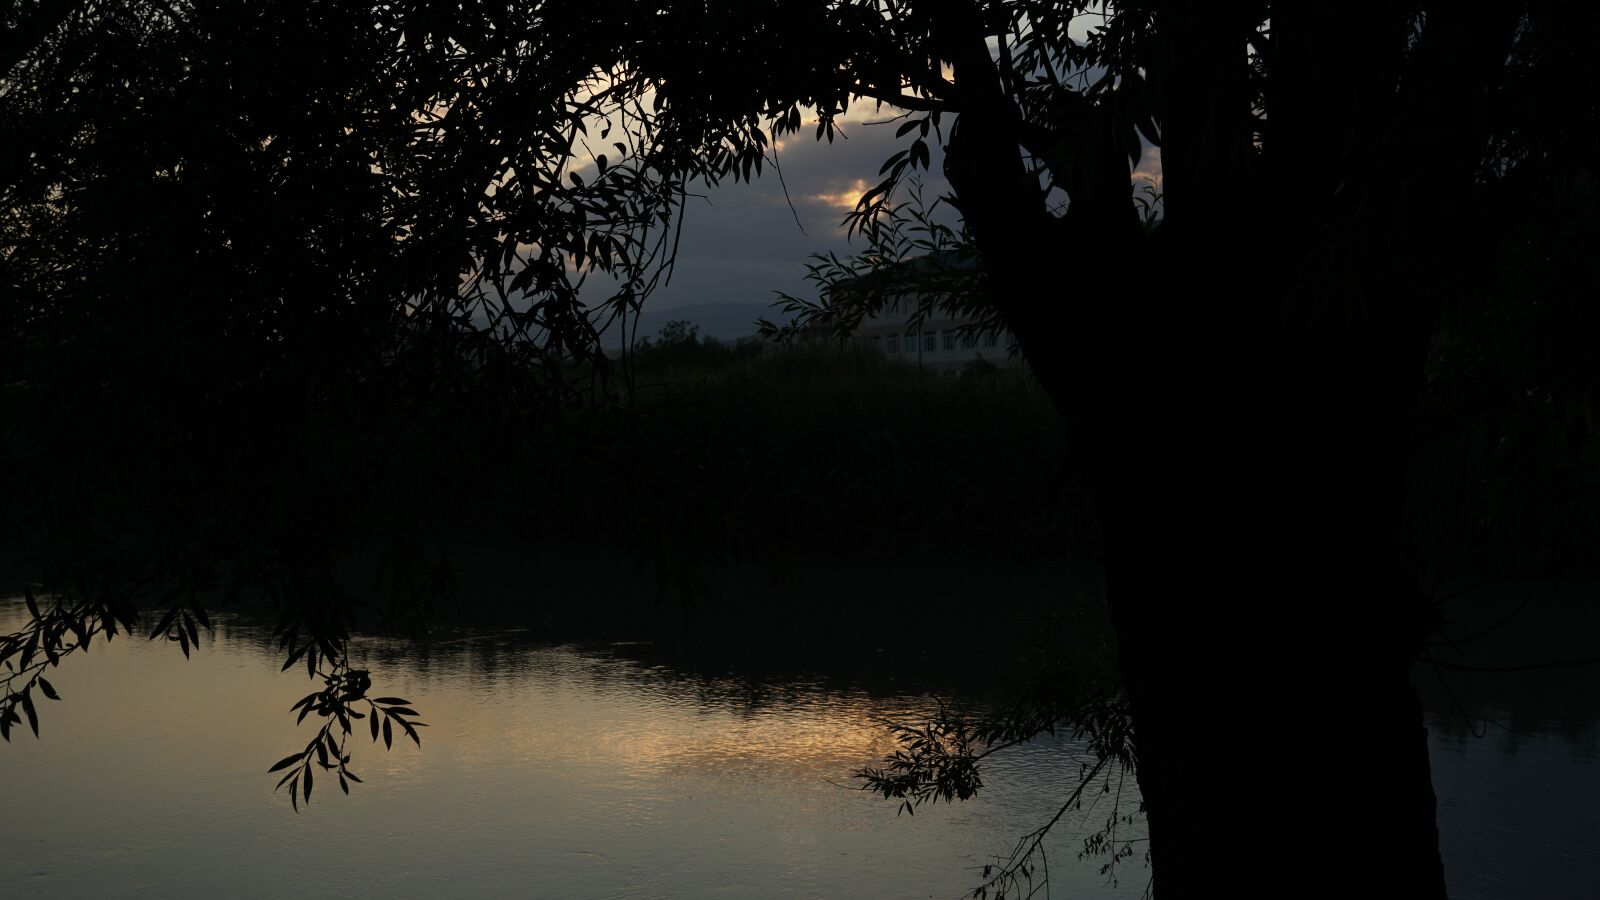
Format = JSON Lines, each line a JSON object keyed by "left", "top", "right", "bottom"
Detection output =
{"left": 943, "top": 330, "right": 958, "bottom": 351}
{"left": 962, "top": 332, "right": 977, "bottom": 349}
{"left": 906, "top": 332, "right": 918, "bottom": 354}
{"left": 886, "top": 335, "right": 899, "bottom": 353}
{"left": 982, "top": 330, "right": 998, "bottom": 348}
{"left": 923, "top": 331, "right": 937, "bottom": 352}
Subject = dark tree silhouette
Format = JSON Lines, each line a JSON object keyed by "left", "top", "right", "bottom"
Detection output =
{"left": 4, "top": 2, "right": 1596, "bottom": 896}
{"left": 663, "top": 3, "right": 1598, "bottom": 896}
{"left": 0, "top": 0, "right": 757, "bottom": 799}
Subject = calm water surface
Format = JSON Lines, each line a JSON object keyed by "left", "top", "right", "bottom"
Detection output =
{"left": 1, "top": 571, "right": 1595, "bottom": 899}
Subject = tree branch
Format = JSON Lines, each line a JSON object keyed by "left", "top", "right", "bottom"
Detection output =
{"left": 1423, "top": 654, "right": 1600, "bottom": 674}
{"left": 850, "top": 84, "right": 948, "bottom": 113}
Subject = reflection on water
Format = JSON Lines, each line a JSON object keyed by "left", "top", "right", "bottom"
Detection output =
{"left": 0, "top": 605, "right": 1107, "bottom": 899}
{"left": 1417, "top": 575, "right": 1600, "bottom": 900}
{"left": 1, "top": 574, "right": 1596, "bottom": 899}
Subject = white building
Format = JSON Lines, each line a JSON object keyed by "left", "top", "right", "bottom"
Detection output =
{"left": 826, "top": 253, "right": 1018, "bottom": 373}
{"left": 850, "top": 295, "right": 1018, "bottom": 373}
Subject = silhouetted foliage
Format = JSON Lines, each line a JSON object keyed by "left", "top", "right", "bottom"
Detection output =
{"left": 0, "top": 0, "right": 763, "bottom": 801}
{"left": 3, "top": 7, "right": 1596, "bottom": 894}
{"left": 697, "top": 4, "right": 1599, "bottom": 897}
{"left": 627, "top": 319, "right": 766, "bottom": 372}
{"left": 270, "top": 667, "right": 424, "bottom": 811}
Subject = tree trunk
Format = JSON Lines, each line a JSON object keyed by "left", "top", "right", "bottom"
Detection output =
{"left": 1091, "top": 382, "right": 1446, "bottom": 897}
{"left": 924, "top": 3, "right": 1515, "bottom": 892}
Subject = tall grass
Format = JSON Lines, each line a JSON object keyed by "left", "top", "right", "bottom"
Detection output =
{"left": 585, "top": 341, "right": 1092, "bottom": 566}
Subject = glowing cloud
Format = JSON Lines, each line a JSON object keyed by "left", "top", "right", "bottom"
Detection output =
{"left": 1132, "top": 144, "right": 1163, "bottom": 191}
{"left": 809, "top": 177, "right": 872, "bottom": 211}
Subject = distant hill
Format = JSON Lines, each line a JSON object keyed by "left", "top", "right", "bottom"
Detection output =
{"left": 595, "top": 301, "right": 786, "bottom": 350}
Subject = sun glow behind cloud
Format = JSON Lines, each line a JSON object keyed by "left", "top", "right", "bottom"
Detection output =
{"left": 808, "top": 177, "right": 872, "bottom": 212}
{"left": 1132, "top": 144, "right": 1163, "bottom": 191}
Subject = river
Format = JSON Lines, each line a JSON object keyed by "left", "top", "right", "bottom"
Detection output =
{"left": 1, "top": 565, "right": 1594, "bottom": 898}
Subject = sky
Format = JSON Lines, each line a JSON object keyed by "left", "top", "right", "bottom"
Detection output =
{"left": 636, "top": 101, "right": 1161, "bottom": 323}
{"left": 641, "top": 101, "right": 954, "bottom": 315}
{"left": 635, "top": 17, "right": 1163, "bottom": 327}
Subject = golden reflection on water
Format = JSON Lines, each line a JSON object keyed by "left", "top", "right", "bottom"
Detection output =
{"left": 8, "top": 593, "right": 1590, "bottom": 900}
{"left": 340, "top": 634, "right": 924, "bottom": 784}
{"left": 582, "top": 696, "right": 905, "bottom": 780}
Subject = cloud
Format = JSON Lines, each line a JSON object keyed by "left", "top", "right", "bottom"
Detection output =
{"left": 637, "top": 101, "right": 955, "bottom": 311}
{"left": 808, "top": 177, "right": 872, "bottom": 211}
{"left": 641, "top": 96, "right": 1159, "bottom": 312}
{"left": 1132, "top": 143, "right": 1163, "bottom": 190}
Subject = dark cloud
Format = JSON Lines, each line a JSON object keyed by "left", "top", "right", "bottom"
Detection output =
{"left": 646, "top": 105, "right": 951, "bottom": 311}
{"left": 600, "top": 102, "right": 1160, "bottom": 325}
